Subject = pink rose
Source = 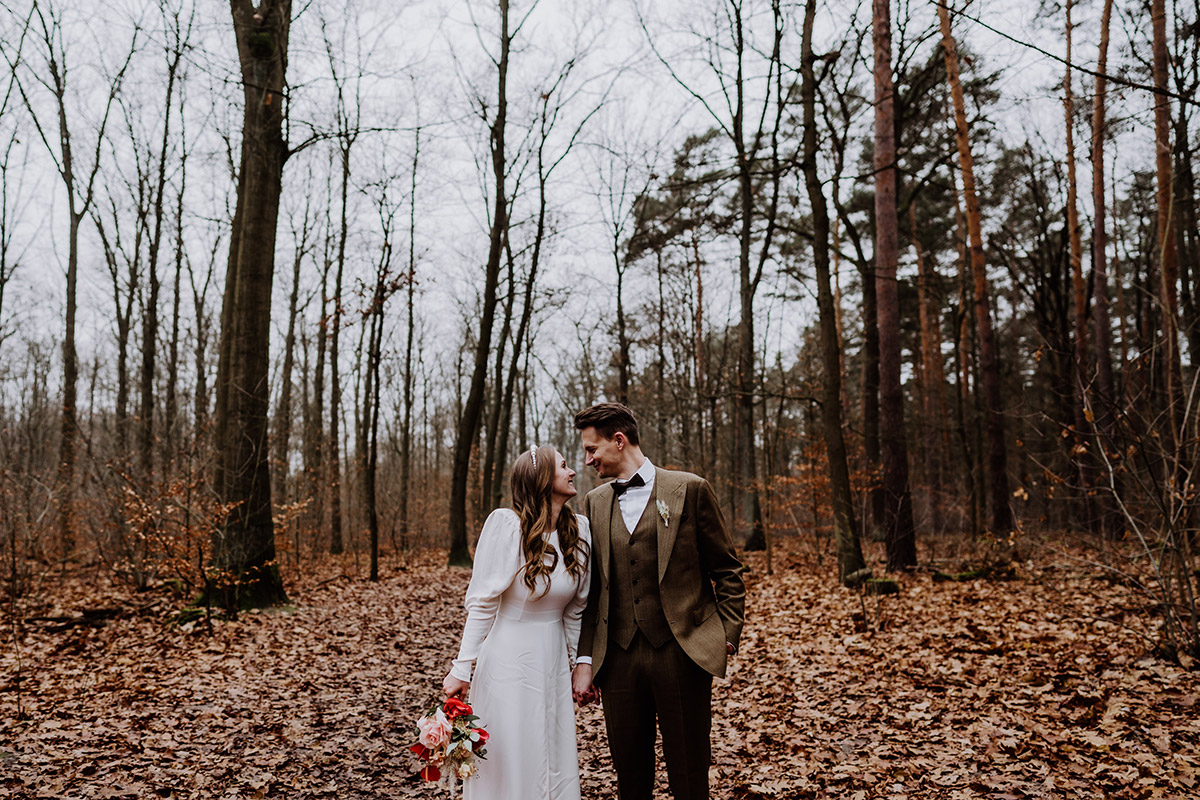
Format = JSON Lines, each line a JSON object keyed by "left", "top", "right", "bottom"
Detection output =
{"left": 418, "top": 709, "right": 453, "bottom": 750}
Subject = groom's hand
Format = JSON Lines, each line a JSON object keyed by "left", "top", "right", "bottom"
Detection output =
{"left": 571, "top": 664, "right": 598, "bottom": 706}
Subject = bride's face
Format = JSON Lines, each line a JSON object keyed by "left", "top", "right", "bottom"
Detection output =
{"left": 550, "top": 451, "right": 577, "bottom": 501}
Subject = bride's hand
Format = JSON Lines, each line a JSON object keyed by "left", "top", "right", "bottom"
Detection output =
{"left": 443, "top": 673, "right": 471, "bottom": 700}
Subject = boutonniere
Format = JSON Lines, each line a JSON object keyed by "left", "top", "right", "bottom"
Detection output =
{"left": 656, "top": 499, "right": 670, "bottom": 527}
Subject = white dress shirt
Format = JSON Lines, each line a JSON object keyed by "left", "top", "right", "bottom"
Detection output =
{"left": 615, "top": 458, "right": 655, "bottom": 533}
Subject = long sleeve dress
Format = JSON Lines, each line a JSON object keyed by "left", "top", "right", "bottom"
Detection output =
{"left": 450, "top": 508, "right": 592, "bottom": 800}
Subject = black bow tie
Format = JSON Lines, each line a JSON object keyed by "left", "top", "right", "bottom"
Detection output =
{"left": 611, "top": 473, "right": 645, "bottom": 498}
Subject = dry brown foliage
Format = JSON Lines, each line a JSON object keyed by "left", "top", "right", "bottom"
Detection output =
{"left": 1, "top": 538, "right": 1196, "bottom": 799}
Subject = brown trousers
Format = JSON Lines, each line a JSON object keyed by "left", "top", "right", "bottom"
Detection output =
{"left": 597, "top": 631, "right": 713, "bottom": 800}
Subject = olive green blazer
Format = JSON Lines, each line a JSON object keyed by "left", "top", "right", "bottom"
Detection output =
{"left": 578, "top": 467, "right": 745, "bottom": 678}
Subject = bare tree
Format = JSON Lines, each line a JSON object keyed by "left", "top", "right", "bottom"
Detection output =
{"left": 0, "top": 10, "right": 30, "bottom": 354}
{"left": 209, "top": 0, "right": 292, "bottom": 610}
{"left": 1151, "top": 0, "right": 1183, "bottom": 454}
{"left": 397, "top": 124, "right": 421, "bottom": 552}
{"left": 639, "top": 0, "right": 788, "bottom": 547}
{"left": 801, "top": 0, "right": 866, "bottom": 584}
{"left": 1090, "top": 0, "right": 1118, "bottom": 535}
{"left": 12, "top": 0, "right": 137, "bottom": 553}
{"left": 274, "top": 176, "right": 317, "bottom": 506}
{"left": 937, "top": 0, "right": 1012, "bottom": 533}
{"left": 133, "top": 0, "right": 192, "bottom": 480}
{"left": 322, "top": 14, "right": 363, "bottom": 556}
{"left": 1063, "top": 0, "right": 1095, "bottom": 531}
{"left": 873, "top": 0, "right": 916, "bottom": 569}
{"left": 448, "top": 0, "right": 513, "bottom": 567}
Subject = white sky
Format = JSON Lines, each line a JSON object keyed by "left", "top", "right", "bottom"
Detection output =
{"left": 0, "top": 0, "right": 1170, "bottom": 433}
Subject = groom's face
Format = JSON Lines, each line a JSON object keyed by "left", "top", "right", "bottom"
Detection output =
{"left": 579, "top": 427, "right": 622, "bottom": 479}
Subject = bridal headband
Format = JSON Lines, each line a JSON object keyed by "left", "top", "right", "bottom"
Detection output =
{"left": 530, "top": 445, "right": 538, "bottom": 468}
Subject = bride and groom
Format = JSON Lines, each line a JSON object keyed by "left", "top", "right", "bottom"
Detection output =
{"left": 442, "top": 403, "right": 746, "bottom": 800}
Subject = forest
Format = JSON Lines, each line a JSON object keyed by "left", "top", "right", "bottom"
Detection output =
{"left": 1, "top": 0, "right": 1199, "bottom": 797}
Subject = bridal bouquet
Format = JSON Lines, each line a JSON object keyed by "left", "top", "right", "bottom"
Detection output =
{"left": 410, "top": 697, "right": 489, "bottom": 790}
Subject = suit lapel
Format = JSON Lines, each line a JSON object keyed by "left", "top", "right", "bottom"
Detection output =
{"left": 655, "top": 468, "right": 684, "bottom": 584}
{"left": 594, "top": 485, "right": 615, "bottom": 581}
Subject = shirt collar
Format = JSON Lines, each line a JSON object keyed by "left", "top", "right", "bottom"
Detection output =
{"left": 633, "top": 458, "right": 655, "bottom": 486}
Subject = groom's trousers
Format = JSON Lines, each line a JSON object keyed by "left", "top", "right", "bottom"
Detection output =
{"left": 598, "top": 630, "right": 714, "bottom": 800}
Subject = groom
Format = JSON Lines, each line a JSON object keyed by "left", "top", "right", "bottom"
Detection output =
{"left": 571, "top": 403, "right": 745, "bottom": 800}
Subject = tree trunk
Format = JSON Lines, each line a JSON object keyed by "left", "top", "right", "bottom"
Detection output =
{"left": 274, "top": 210, "right": 309, "bottom": 506}
{"left": 1090, "top": 0, "right": 1118, "bottom": 536}
{"left": 209, "top": 0, "right": 291, "bottom": 611}
{"left": 449, "top": 0, "right": 510, "bottom": 567}
{"left": 802, "top": 0, "right": 866, "bottom": 584}
{"left": 950, "top": 163, "right": 981, "bottom": 538}
{"left": 165, "top": 130, "right": 186, "bottom": 466}
{"left": 398, "top": 129, "right": 420, "bottom": 552}
{"left": 911, "top": 204, "right": 946, "bottom": 533}
{"left": 735, "top": 0, "right": 784, "bottom": 551}
{"left": 873, "top": 0, "right": 917, "bottom": 570}
{"left": 1063, "top": 0, "right": 1096, "bottom": 534}
{"left": 482, "top": 252, "right": 515, "bottom": 509}
{"left": 328, "top": 142, "right": 352, "bottom": 556}
{"left": 138, "top": 33, "right": 183, "bottom": 482}
{"left": 1152, "top": 0, "right": 1183, "bottom": 451}
{"left": 306, "top": 241, "right": 330, "bottom": 548}
{"left": 938, "top": 1, "right": 1012, "bottom": 533}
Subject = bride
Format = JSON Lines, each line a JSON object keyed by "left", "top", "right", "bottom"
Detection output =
{"left": 443, "top": 445, "right": 592, "bottom": 800}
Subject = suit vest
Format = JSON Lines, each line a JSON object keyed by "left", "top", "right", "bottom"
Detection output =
{"left": 609, "top": 495, "right": 673, "bottom": 649}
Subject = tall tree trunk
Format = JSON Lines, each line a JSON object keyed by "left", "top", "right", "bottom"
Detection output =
{"left": 165, "top": 125, "right": 186, "bottom": 466}
{"left": 802, "top": 0, "right": 866, "bottom": 584}
{"left": 491, "top": 121, "right": 551, "bottom": 509}
{"left": 190, "top": 241, "right": 217, "bottom": 435}
{"left": 911, "top": 205, "right": 946, "bottom": 533}
{"left": 366, "top": 303, "right": 383, "bottom": 581}
{"left": 306, "top": 239, "right": 330, "bottom": 547}
{"left": 1090, "top": 0, "right": 1117, "bottom": 536}
{"left": 482, "top": 252, "right": 515, "bottom": 508}
{"left": 939, "top": 1, "right": 1012, "bottom": 533}
{"left": 364, "top": 216, "right": 394, "bottom": 581}
{"left": 274, "top": 208, "right": 309, "bottom": 506}
{"left": 209, "top": 0, "right": 291, "bottom": 610}
{"left": 735, "top": 0, "right": 784, "bottom": 551}
{"left": 139, "top": 29, "right": 184, "bottom": 481}
{"left": 398, "top": 128, "right": 420, "bottom": 552}
{"left": 873, "top": 0, "right": 916, "bottom": 569}
{"left": 951, "top": 163, "right": 982, "bottom": 538}
{"left": 328, "top": 142, "right": 352, "bottom": 556}
{"left": 449, "top": 0, "right": 510, "bottom": 567}
{"left": 1152, "top": 0, "right": 1183, "bottom": 452}
{"left": 1064, "top": 0, "right": 1095, "bottom": 533}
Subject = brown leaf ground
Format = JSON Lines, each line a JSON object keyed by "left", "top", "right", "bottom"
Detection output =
{"left": 2, "top": 538, "right": 1197, "bottom": 799}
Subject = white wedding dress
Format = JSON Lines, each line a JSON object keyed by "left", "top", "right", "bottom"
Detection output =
{"left": 450, "top": 508, "right": 591, "bottom": 800}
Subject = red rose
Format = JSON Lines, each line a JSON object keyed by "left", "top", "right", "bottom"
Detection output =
{"left": 443, "top": 697, "right": 473, "bottom": 719}
{"left": 409, "top": 743, "right": 431, "bottom": 760}
{"left": 473, "top": 728, "right": 490, "bottom": 749}
{"left": 420, "top": 764, "right": 441, "bottom": 782}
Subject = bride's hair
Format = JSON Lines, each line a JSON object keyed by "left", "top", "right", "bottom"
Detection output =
{"left": 510, "top": 445, "right": 588, "bottom": 596}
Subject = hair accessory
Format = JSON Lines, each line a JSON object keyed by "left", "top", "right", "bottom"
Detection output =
{"left": 529, "top": 445, "right": 538, "bottom": 468}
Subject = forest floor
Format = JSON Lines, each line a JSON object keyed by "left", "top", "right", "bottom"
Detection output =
{"left": 1, "top": 534, "right": 1197, "bottom": 799}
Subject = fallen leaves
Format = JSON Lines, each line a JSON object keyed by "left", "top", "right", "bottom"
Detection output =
{"left": 1, "top": 539, "right": 1196, "bottom": 798}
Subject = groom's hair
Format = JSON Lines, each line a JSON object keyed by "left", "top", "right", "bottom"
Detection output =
{"left": 574, "top": 402, "right": 640, "bottom": 446}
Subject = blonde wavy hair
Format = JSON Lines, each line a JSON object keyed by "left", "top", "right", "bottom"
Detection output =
{"left": 510, "top": 445, "right": 588, "bottom": 596}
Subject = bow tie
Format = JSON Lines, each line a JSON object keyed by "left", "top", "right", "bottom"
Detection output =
{"left": 610, "top": 473, "right": 645, "bottom": 498}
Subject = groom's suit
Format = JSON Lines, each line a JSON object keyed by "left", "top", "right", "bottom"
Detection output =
{"left": 578, "top": 463, "right": 745, "bottom": 800}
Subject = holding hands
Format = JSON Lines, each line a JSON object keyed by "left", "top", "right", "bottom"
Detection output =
{"left": 571, "top": 663, "right": 600, "bottom": 706}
